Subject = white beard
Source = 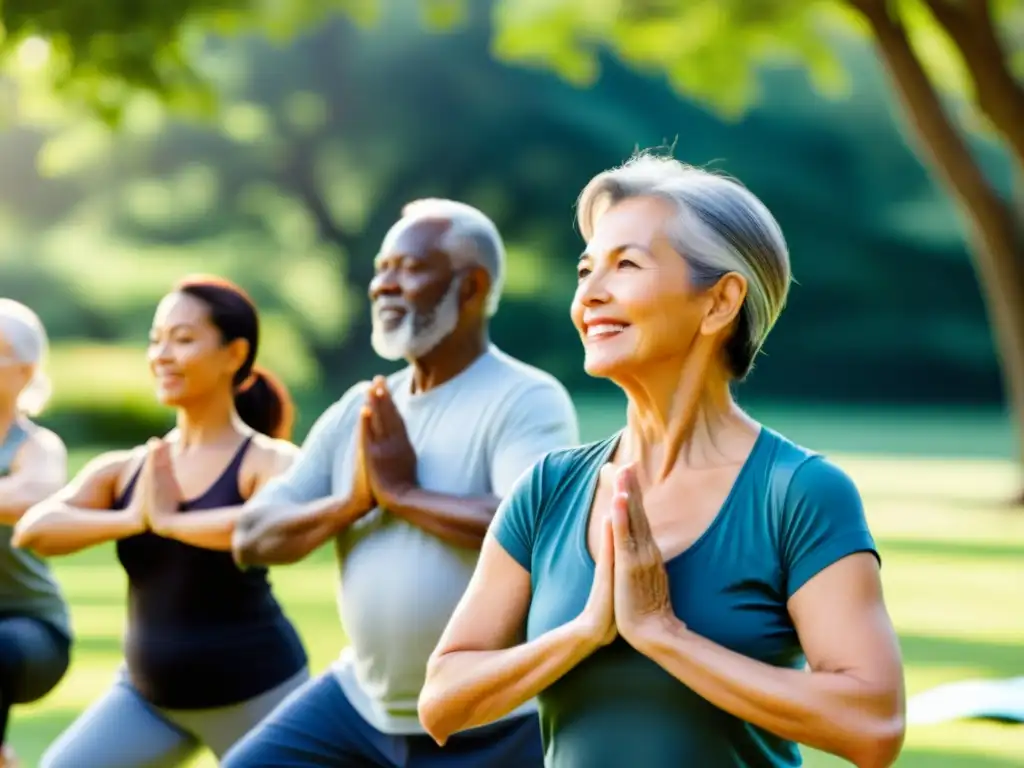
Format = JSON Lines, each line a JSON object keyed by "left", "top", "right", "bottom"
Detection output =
{"left": 371, "top": 278, "right": 462, "bottom": 362}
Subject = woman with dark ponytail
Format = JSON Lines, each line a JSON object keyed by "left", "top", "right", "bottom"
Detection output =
{"left": 14, "top": 276, "right": 310, "bottom": 767}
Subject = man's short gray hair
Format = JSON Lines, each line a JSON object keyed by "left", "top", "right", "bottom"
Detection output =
{"left": 576, "top": 152, "right": 791, "bottom": 379}
{"left": 0, "top": 298, "right": 52, "bottom": 415}
{"left": 400, "top": 198, "right": 506, "bottom": 317}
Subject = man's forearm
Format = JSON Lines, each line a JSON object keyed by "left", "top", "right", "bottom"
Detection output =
{"left": 233, "top": 495, "right": 363, "bottom": 566}
{"left": 386, "top": 488, "right": 498, "bottom": 549}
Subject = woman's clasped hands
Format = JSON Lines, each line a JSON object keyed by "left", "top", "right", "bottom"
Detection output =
{"left": 579, "top": 462, "right": 675, "bottom": 651}
{"left": 125, "top": 438, "right": 184, "bottom": 536}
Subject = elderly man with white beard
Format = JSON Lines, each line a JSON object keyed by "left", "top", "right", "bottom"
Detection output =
{"left": 224, "top": 199, "right": 578, "bottom": 768}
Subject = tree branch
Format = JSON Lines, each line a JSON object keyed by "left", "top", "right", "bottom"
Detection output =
{"left": 851, "top": 0, "right": 1015, "bottom": 250}
{"left": 850, "top": 0, "right": 1024, "bottom": 489}
{"left": 281, "top": 139, "right": 358, "bottom": 255}
{"left": 923, "top": 0, "right": 1024, "bottom": 169}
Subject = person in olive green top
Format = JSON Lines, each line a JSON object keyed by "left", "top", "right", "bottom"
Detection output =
{"left": 419, "top": 153, "right": 906, "bottom": 767}
{"left": 0, "top": 300, "right": 71, "bottom": 768}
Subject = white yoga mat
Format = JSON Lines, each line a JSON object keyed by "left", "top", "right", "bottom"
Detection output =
{"left": 907, "top": 677, "right": 1024, "bottom": 725}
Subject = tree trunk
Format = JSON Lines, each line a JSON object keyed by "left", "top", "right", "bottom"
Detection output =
{"left": 853, "top": 0, "right": 1024, "bottom": 502}
{"left": 922, "top": 0, "right": 1024, "bottom": 171}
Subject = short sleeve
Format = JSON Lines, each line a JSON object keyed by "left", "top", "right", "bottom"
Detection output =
{"left": 490, "top": 456, "right": 548, "bottom": 572}
{"left": 781, "top": 456, "right": 879, "bottom": 599}
{"left": 248, "top": 385, "right": 365, "bottom": 509}
{"left": 489, "top": 380, "right": 579, "bottom": 498}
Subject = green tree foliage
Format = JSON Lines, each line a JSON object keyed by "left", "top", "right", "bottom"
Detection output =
{"left": 489, "top": 0, "right": 1024, "bottom": 497}
{"left": 0, "top": 1, "right": 1010, "bottom": 473}
{"left": 0, "top": 0, "right": 476, "bottom": 122}
{"left": 0, "top": 0, "right": 383, "bottom": 122}
{"left": 491, "top": 1, "right": 1022, "bottom": 119}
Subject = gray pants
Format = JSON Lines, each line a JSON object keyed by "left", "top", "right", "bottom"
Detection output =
{"left": 41, "top": 666, "right": 309, "bottom": 768}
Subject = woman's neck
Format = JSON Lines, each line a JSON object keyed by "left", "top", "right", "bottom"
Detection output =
{"left": 618, "top": 354, "right": 751, "bottom": 482}
{"left": 173, "top": 393, "right": 246, "bottom": 449}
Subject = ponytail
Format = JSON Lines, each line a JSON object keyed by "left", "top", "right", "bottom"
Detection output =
{"left": 233, "top": 366, "right": 295, "bottom": 441}
{"left": 173, "top": 276, "right": 295, "bottom": 441}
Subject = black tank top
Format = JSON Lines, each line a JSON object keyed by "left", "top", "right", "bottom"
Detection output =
{"left": 114, "top": 437, "right": 307, "bottom": 709}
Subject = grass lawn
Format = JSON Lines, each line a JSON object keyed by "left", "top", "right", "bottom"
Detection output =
{"left": 7, "top": 404, "right": 1024, "bottom": 766}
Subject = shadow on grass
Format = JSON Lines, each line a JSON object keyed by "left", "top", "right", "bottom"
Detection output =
{"left": 60, "top": 593, "right": 128, "bottom": 608}
{"left": 808, "top": 743, "right": 1024, "bottom": 768}
{"left": 68, "top": 633, "right": 124, "bottom": 656}
{"left": 869, "top": 493, "right": 1024, "bottom": 513}
{"left": 900, "top": 633, "right": 1022, "bottom": 676}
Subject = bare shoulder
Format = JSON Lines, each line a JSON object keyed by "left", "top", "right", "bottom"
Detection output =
{"left": 22, "top": 423, "right": 67, "bottom": 454}
{"left": 94, "top": 446, "right": 147, "bottom": 487}
{"left": 15, "top": 423, "right": 68, "bottom": 466}
{"left": 245, "top": 433, "right": 300, "bottom": 480}
{"left": 59, "top": 445, "right": 146, "bottom": 504}
{"left": 248, "top": 433, "right": 300, "bottom": 463}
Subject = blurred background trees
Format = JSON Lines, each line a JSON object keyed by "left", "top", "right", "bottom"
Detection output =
{"left": 4, "top": 5, "right": 1023, "bottom": 765}
{"left": 490, "top": 0, "right": 1024, "bottom": 495}
{"left": 0, "top": 0, "right": 1018, "bottom": 496}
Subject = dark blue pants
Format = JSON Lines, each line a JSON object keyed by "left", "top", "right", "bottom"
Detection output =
{"left": 221, "top": 672, "right": 544, "bottom": 768}
{"left": 0, "top": 615, "right": 71, "bottom": 745}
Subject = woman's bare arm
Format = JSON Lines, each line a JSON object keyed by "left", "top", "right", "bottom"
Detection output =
{"left": 150, "top": 440, "right": 299, "bottom": 551}
{"left": 632, "top": 553, "right": 905, "bottom": 768}
{"left": 419, "top": 534, "right": 602, "bottom": 745}
{"left": 0, "top": 427, "right": 68, "bottom": 525}
{"left": 13, "top": 450, "right": 145, "bottom": 556}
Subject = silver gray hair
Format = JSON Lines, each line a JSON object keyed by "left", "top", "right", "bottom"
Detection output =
{"left": 398, "top": 198, "right": 506, "bottom": 317}
{"left": 0, "top": 299, "right": 52, "bottom": 415}
{"left": 576, "top": 152, "right": 791, "bottom": 379}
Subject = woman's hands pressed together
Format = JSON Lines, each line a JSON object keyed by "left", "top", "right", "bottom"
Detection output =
{"left": 578, "top": 514, "right": 617, "bottom": 649}
{"left": 610, "top": 464, "right": 675, "bottom": 644}
{"left": 578, "top": 463, "right": 677, "bottom": 651}
{"left": 139, "top": 438, "right": 183, "bottom": 536}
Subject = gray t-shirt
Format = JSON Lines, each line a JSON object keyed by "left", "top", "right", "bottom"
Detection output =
{"left": 252, "top": 346, "right": 579, "bottom": 733}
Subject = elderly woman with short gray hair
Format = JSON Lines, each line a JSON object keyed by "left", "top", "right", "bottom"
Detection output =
{"left": 0, "top": 299, "right": 71, "bottom": 768}
{"left": 418, "top": 153, "right": 906, "bottom": 767}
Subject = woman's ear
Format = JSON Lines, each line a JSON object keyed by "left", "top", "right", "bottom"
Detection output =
{"left": 700, "top": 273, "right": 747, "bottom": 337}
{"left": 224, "top": 337, "right": 251, "bottom": 381}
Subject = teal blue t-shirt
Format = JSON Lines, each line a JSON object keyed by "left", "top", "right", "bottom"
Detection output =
{"left": 491, "top": 427, "right": 879, "bottom": 768}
